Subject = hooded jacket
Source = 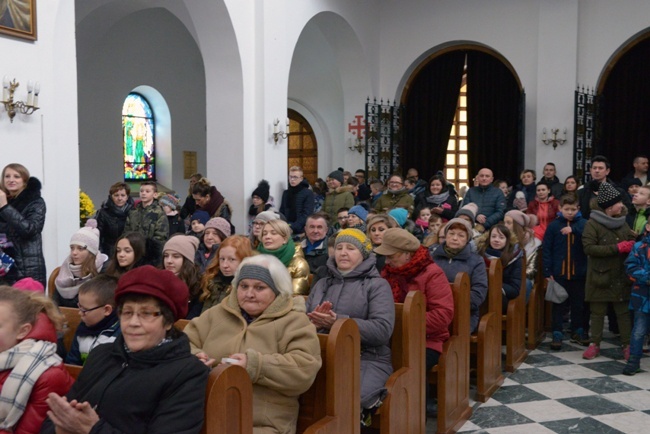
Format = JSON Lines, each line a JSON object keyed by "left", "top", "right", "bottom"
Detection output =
{"left": 280, "top": 179, "right": 314, "bottom": 235}
{"left": 307, "top": 255, "right": 395, "bottom": 408}
{"left": 0, "top": 177, "right": 46, "bottom": 285}
{"left": 583, "top": 208, "right": 635, "bottom": 303}
{"left": 95, "top": 195, "right": 134, "bottom": 257}
{"left": 431, "top": 243, "right": 488, "bottom": 333}
{"left": 185, "top": 293, "right": 321, "bottom": 434}
{"left": 322, "top": 185, "right": 355, "bottom": 221}
{"left": 40, "top": 333, "right": 209, "bottom": 434}
{"left": 0, "top": 313, "right": 74, "bottom": 434}
{"left": 625, "top": 231, "right": 650, "bottom": 314}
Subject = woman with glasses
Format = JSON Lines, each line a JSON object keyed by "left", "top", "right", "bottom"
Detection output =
{"left": 185, "top": 255, "right": 321, "bottom": 434}
{"left": 373, "top": 174, "right": 415, "bottom": 215}
{"left": 41, "top": 266, "right": 209, "bottom": 434}
{"left": 200, "top": 235, "right": 254, "bottom": 312}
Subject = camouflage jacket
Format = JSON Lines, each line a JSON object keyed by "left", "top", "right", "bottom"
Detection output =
{"left": 124, "top": 200, "right": 169, "bottom": 243}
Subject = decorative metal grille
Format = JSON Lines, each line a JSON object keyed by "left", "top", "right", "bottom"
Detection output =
{"left": 365, "top": 98, "right": 402, "bottom": 182}
{"left": 574, "top": 86, "right": 601, "bottom": 184}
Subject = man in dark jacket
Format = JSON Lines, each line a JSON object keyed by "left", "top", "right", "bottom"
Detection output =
{"left": 541, "top": 162, "right": 564, "bottom": 200}
{"left": 578, "top": 155, "right": 630, "bottom": 219}
{"left": 620, "top": 155, "right": 648, "bottom": 188}
{"left": 461, "top": 168, "right": 506, "bottom": 232}
{"left": 300, "top": 212, "right": 330, "bottom": 273}
{"left": 280, "top": 166, "right": 314, "bottom": 237}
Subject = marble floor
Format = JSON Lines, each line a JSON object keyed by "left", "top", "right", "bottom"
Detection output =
{"left": 426, "top": 330, "right": 650, "bottom": 434}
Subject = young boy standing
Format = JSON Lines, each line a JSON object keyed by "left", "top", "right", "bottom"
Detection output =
{"left": 65, "top": 275, "right": 121, "bottom": 366}
{"left": 623, "top": 218, "right": 650, "bottom": 375}
{"left": 543, "top": 194, "right": 588, "bottom": 350}
{"left": 124, "top": 181, "right": 169, "bottom": 245}
{"left": 627, "top": 185, "right": 650, "bottom": 237}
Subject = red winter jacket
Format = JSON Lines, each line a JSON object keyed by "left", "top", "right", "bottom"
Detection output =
{"left": 528, "top": 198, "right": 560, "bottom": 240}
{"left": 0, "top": 313, "right": 74, "bottom": 434}
{"left": 383, "top": 260, "right": 454, "bottom": 353}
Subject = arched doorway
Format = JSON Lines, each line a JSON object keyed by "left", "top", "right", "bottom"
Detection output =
{"left": 288, "top": 109, "right": 318, "bottom": 184}
{"left": 597, "top": 31, "right": 650, "bottom": 180}
{"left": 400, "top": 46, "right": 524, "bottom": 188}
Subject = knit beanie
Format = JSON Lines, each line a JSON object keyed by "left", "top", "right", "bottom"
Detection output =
{"left": 205, "top": 217, "right": 232, "bottom": 238}
{"left": 235, "top": 264, "right": 280, "bottom": 296}
{"left": 191, "top": 210, "right": 210, "bottom": 225}
{"left": 252, "top": 180, "right": 270, "bottom": 203}
{"left": 159, "top": 193, "right": 180, "bottom": 210}
{"left": 455, "top": 203, "right": 479, "bottom": 224}
{"left": 388, "top": 208, "right": 408, "bottom": 228}
{"left": 328, "top": 170, "right": 344, "bottom": 184}
{"left": 163, "top": 235, "right": 200, "bottom": 264}
{"left": 597, "top": 182, "right": 623, "bottom": 210}
{"left": 505, "top": 210, "right": 532, "bottom": 229}
{"left": 335, "top": 228, "right": 373, "bottom": 259}
{"left": 254, "top": 210, "right": 281, "bottom": 224}
{"left": 348, "top": 205, "right": 369, "bottom": 222}
{"left": 71, "top": 219, "right": 100, "bottom": 256}
{"left": 13, "top": 277, "right": 44, "bottom": 293}
{"left": 444, "top": 218, "right": 473, "bottom": 237}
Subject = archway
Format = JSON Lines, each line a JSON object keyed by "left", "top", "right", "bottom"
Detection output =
{"left": 400, "top": 44, "right": 524, "bottom": 186}
{"left": 597, "top": 30, "right": 650, "bottom": 181}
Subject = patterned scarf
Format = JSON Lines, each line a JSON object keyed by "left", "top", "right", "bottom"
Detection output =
{"left": 257, "top": 238, "right": 296, "bottom": 267}
{"left": 0, "top": 339, "right": 61, "bottom": 430}
{"left": 381, "top": 246, "right": 433, "bottom": 303}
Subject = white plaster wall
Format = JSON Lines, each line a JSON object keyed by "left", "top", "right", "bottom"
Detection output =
{"left": 76, "top": 7, "right": 206, "bottom": 206}
{"left": 0, "top": 0, "right": 79, "bottom": 279}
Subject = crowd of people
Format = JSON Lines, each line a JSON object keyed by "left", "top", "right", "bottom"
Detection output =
{"left": 0, "top": 154, "right": 649, "bottom": 432}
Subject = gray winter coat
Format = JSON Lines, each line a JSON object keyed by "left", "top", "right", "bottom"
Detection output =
{"left": 430, "top": 243, "right": 488, "bottom": 333}
{"left": 306, "top": 254, "right": 395, "bottom": 408}
{"left": 0, "top": 177, "right": 47, "bottom": 285}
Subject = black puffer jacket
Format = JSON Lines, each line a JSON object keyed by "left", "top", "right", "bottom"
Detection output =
{"left": 0, "top": 177, "right": 46, "bottom": 285}
{"left": 95, "top": 195, "right": 134, "bottom": 256}
{"left": 280, "top": 179, "right": 314, "bottom": 235}
{"left": 40, "top": 333, "right": 209, "bottom": 434}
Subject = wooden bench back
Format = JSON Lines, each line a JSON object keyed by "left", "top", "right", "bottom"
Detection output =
{"left": 60, "top": 307, "right": 82, "bottom": 353}
{"left": 298, "top": 318, "right": 360, "bottom": 434}
{"left": 47, "top": 266, "right": 60, "bottom": 299}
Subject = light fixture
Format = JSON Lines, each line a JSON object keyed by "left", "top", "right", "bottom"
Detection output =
{"left": 1, "top": 77, "right": 40, "bottom": 123}
{"left": 541, "top": 128, "right": 567, "bottom": 150}
{"left": 272, "top": 118, "right": 290, "bottom": 143}
{"left": 348, "top": 137, "right": 364, "bottom": 154}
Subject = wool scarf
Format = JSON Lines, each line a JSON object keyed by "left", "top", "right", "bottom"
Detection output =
{"left": 425, "top": 190, "right": 450, "bottom": 206}
{"left": 258, "top": 238, "right": 296, "bottom": 266}
{"left": 0, "top": 339, "right": 61, "bottom": 430}
{"left": 381, "top": 246, "right": 432, "bottom": 303}
{"left": 443, "top": 244, "right": 464, "bottom": 258}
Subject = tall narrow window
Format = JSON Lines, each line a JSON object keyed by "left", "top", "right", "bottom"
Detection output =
{"left": 287, "top": 109, "right": 318, "bottom": 184}
{"left": 122, "top": 93, "right": 155, "bottom": 180}
{"left": 444, "top": 79, "right": 469, "bottom": 193}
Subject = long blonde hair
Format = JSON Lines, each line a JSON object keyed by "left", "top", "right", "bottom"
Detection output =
{"left": 0, "top": 286, "right": 64, "bottom": 331}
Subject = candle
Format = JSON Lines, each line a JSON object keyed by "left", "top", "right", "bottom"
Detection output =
{"left": 33, "top": 82, "right": 40, "bottom": 107}
{"left": 273, "top": 118, "right": 278, "bottom": 134}
{"left": 286, "top": 118, "right": 290, "bottom": 133}
{"left": 2, "top": 76, "right": 7, "bottom": 102}
{"left": 27, "top": 81, "right": 33, "bottom": 106}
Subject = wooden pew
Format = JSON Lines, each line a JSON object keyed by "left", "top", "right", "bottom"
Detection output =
{"left": 299, "top": 318, "right": 361, "bottom": 434}
{"left": 370, "top": 290, "right": 426, "bottom": 434}
{"left": 498, "top": 253, "right": 528, "bottom": 373}
{"left": 428, "top": 272, "right": 472, "bottom": 434}
{"left": 47, "top": 266, "right": 60, "bottom": 299}
{"left": 471, "top": 259, "right": 504, "bottom": 402}
{"left": 526, "top": 253, "right": 546, "bottom": 349}
{"left": 60, "top": 307, "right": 82, "bottom": 353}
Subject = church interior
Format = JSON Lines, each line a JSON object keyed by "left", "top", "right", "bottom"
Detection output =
{"left": 3, "top": 1, "right": 650, "bottom": 432}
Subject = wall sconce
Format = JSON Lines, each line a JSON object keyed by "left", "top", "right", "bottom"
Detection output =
{"left": 272, "top": 118, "right": 290, "bottom": 143}
{"left": 541, "top": 128, "right": 567, "bottom": 149}
{"left": 348, "top": 137, "right": 364, "bottom": 154}
{"left": 2, "top": 77, "right": 40, "bottom": 123}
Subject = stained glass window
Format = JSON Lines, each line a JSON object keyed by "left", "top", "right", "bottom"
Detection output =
{"left": 122, "top": 93, "right": 155, "bottom": 180}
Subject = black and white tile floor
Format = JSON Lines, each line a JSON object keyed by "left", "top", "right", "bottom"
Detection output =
{"left": 426, "top": 330, "right": 650, "bottom": 434}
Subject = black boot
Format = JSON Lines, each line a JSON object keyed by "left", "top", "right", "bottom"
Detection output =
{"left": 623, "top": 355, "right": 641, "bottom": 376}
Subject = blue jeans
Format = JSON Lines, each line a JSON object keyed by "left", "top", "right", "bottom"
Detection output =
{"left": 630, "top": 311, "right": 650, "bottom": 357}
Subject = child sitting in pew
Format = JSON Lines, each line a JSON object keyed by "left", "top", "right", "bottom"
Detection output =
{"left": 65, "top": 275, "right": 120, "bottom": 366}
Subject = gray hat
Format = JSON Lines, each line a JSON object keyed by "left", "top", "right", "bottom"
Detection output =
{"left": 328, "top": 170, "right": 345, "bottom": 184}
{"left": 444, "top": 218, "right": 473, "bottom": 237}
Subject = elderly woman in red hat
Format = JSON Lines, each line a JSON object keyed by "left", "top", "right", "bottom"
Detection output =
{"left": 41, "top": 266, "right": 209, "bottom": 434}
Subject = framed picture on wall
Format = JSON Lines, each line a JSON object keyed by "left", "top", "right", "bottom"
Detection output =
{"left": 0, "top": 0, "right": 37, "bottom": 41}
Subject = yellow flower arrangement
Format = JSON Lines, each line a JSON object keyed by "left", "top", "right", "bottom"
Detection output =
{"left": 79, "top": 189, "right": 95, "bottom": 225}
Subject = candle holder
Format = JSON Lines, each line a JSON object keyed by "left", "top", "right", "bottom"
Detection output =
{"left": 272, "top": 118, "right": 290, "bottom": 143}
{"left": 541, "top": 128, "right": 567, "bottom": 150}
{"left": 1, "top": 77, "right": 40, "bottom": 123}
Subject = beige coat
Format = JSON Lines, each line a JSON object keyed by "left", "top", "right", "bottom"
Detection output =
{"left": 185, "top": 294, "right": 321, "bottom": 434}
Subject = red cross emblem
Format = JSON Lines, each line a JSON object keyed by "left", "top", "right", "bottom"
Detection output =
{"left": 348, "top": 115, "right": 365, "bottom": 139}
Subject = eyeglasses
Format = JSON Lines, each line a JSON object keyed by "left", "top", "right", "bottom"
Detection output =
{"left": 388, "top": 181, "right": 403, "bottom": 186}
{"left": 77, "top": 303, "right": 104, "bottom": 314}
{"left": 118, "top": 310, "right": 163, "bottom": 322}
